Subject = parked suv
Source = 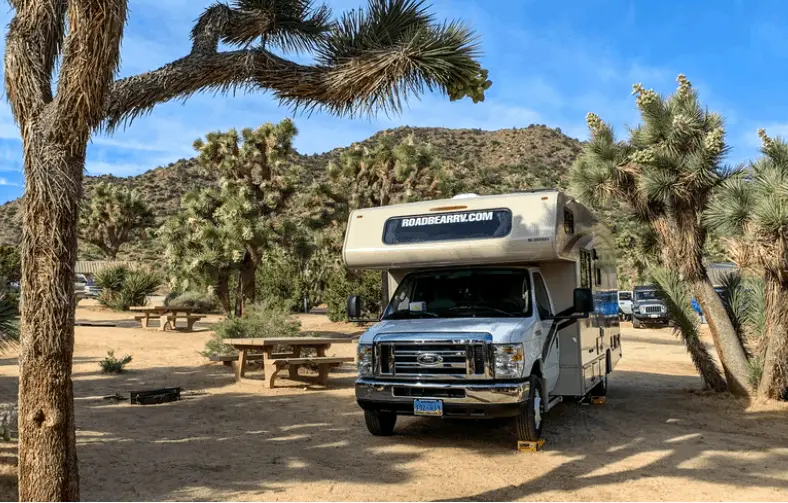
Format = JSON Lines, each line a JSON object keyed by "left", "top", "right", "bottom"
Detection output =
{"left": 631, "top": 285, "right": 670, "bottom": 329}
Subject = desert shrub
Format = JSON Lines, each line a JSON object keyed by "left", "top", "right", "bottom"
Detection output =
{"left": 0, "top": 292, "right": 19, "bottom": 353}
{"left": 323, "top": 269, "right": 382, "bottom": 322}
{"left": 255, "top": 251, "right": 301, "bottom": 312}
{"left": 95, "top": 265, "right": 127, "bottom": 293}
{"left": 165, "top": 291, "right": 219, "bottom": 313}
{"left": 96, "top": 266, "right": 161, "bottom": 311}
{"left": 202, "top": 300, "right": 303, "bottom": 358}
{"left": 99, "top": 350, "right": 132, "bottom": 373}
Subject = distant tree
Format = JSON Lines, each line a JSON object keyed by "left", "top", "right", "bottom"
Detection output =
{"left": 309, "top": 133, "right": 443, "bottom": 313}
{"left": 570, "top": 75, "right": 751, "bottom": 396}
{"left": 0, "top": 246, "right": 21, "bottom": 284}
{"left": 4, "top": 0, "right": 489, "bottom": 496}
{"left": 193, "top": 120, "right": 303, "bottom": 310}
{"left": 79, "top": 183, "right": 154, "bottom": 258}
{"left": 159, "top": 189, "right": 236, "bottom": 313}
{"left": 707, "top": 129, "right": 788, "bottom": 399}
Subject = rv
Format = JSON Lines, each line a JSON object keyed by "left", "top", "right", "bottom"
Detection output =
{"left": 342, "top": 190, "right": 622, "bottom": 442}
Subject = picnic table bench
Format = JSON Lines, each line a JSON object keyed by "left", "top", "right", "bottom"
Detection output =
{"left": 130, "top": 306, "right": 205, "bottom": 331}
{"left": 222, "top": 337, "right": 355, "bottom": 388}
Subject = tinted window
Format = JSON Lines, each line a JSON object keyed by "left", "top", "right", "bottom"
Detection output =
{"left": 618, "top": 291, "right": 632, "bottom": 301}
{"left": 383, "top": 209, "right": 512, "bottom": 245}
{"left": 532, "top": 272, "right": 553, "bottom": 319}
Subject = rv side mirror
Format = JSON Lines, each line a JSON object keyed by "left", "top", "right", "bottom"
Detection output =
{"left": 346, "top": 295, "right": 362, "bottom": 320}
{"left": 573, "top": 288, "right": 594, "bottom": 314}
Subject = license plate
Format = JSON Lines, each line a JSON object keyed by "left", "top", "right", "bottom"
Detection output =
{"left": 649, "top": 314, "right": 659, "bottom": 318}
{"left": 413, "top": 399, "right": 443, "bottom": 417}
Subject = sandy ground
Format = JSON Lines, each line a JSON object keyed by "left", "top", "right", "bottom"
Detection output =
{"left": 1, "top": 304, "right": 787, "bottom": 501}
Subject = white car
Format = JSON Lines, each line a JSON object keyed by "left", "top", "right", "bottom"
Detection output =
{"left": 617, "top": 290, "right": 633, "bottom": 321}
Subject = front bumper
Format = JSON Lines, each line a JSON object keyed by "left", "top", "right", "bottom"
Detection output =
{"left": 633, "top": 313, "right": 670, "bottom": 323}
{"left": 355, "top": 379, "right": 530, "bottom": 419}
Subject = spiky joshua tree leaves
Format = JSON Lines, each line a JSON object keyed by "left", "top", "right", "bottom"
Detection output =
{"left": 192, "top": 119, "right": 302, "bottom": 311}
{"left": 707, "top": 130, "right": 788, "bottom": 399}
{"left": 79, "top": 182, "right": 154, "bottom": 258}
{"left": 159, "top": 189, "right": 236, "bottom": 313}
{"left": 570, "top": 75, "right": 751, "bottom": 396}
{"left": 3, "top": 0, "right": 489, "bottom": 498}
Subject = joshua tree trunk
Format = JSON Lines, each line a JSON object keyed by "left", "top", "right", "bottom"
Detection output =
{"left": 240, "top": 250, "right": 256, "bottom": 306}
{"left": 654, "top": 215, "right": 752, "bottom": 396}
{"left": 216, "top": 268, "right": 231, "bottom": 314}
{"left": 692, "top": 280, "right": 752, "bottom": 396}
{"left": 18, "top": 139, "right": 82, "bottom": 501}
{"left": 758, "top": 273, "right": 788, "bottom": 399}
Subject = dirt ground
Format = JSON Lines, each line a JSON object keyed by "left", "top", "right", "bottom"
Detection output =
{"left": 1, "top": 304, "right": 787, "bottom": 501}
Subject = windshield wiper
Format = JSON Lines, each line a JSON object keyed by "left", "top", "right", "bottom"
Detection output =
{"left": 447, "top": 305, "right": 515, "bottom": 317}
{"left": 384, "top": 310, "right": 440, "bottom": 319}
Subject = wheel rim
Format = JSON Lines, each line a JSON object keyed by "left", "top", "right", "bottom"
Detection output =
{"left": 533, "top": 391, "right": 542, "bottom": 430}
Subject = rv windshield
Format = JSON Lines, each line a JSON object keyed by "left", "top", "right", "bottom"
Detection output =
{"left": 382, "top": 268, "right": 532, "bottom": 319}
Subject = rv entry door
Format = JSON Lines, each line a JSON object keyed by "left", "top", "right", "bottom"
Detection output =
{"left": 531, "top": 270, "right": 559, "bottom": 391}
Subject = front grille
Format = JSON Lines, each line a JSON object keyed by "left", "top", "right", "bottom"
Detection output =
{"left": 644, "top": 305, "right": 663, "bottom": 314}
{"left": 375, "top": 341, "right": 489, "bottom": 379}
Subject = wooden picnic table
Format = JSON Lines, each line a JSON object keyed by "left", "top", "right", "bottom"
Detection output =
{"left": 223, "top": 337, "right": 355, "bottom": 388}
{"left": 130, "top": 306, "right": 205, "bottom": 331}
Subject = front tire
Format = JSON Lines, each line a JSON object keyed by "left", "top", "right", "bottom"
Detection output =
{"left": 632, "top": 317, "right": 642, "bottom": 329}
{"left": 515, "top": 376, "right": 543, "bottom": 442}
{"left": 591, "top": 375, "right": 608, "bottom": 397}
{"left": 364, "top": 410, "right": 397, "bottom": 436}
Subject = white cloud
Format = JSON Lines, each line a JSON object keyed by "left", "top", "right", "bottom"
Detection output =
{"left": 0, "top": 177, "right": 18, "bottom": 186}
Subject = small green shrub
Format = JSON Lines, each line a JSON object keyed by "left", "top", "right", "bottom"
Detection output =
{"left": 96, "top": 266, "right": 161, "bottom": 311}
{"left": 323, "top": 269, "right": 382, "bottom": 322}
{"left": 95, "top": 265, "right": 127, "bottom": 293}
{"left": 165, "top": 291, "right": 219, "bottom": 313}
{"left": 202, "top": 300, "right": 303, "bottom": 358}
{"left": 0, "top": 292, "right": 19, "bottom": 353}
{"left": 99, "top": 350, "right": 132, "bottom": 373}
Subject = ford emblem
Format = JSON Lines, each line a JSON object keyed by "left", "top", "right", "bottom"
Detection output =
{"left": 416, "top": 353, "right": 443, "bottom": 366}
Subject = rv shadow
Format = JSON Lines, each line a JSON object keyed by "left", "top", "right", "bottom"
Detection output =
{"left": 430, "top": 369, "right": 788, "bottom": 501}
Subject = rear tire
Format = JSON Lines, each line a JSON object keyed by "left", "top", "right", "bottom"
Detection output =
{"left": 515, "top": 376, "right": 543, "bottom": 442}
{"left": 632, "top": 317, "right": 642, "bottom": 329}
{"left": 364, "top": 410, "right": 397, "bottom": 436}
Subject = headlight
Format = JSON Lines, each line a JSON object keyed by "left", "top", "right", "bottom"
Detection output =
{"left": 493, "top": 343, "right": 525, "bottom": 379}
{"left": 357, "top": 344, "right": 373, "bottom": 377}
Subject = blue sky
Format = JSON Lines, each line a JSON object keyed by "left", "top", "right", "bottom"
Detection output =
{"left": 1, "top": 0, "right": 787, "bottom": 204}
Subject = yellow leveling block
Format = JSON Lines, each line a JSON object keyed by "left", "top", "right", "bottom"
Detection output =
{"left": 516, "top": 439, "right": 545, "bottom": 452}
{"left": 591, "top": 396, "right": 607, "bottom": 405}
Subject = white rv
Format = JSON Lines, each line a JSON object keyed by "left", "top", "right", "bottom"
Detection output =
{"left": 342, "top": 190, "right": 622, "bottom": 442}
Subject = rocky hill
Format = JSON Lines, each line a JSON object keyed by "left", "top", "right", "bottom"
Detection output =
{"left": 0, "top": 124, "right": 583, "bottom": 251}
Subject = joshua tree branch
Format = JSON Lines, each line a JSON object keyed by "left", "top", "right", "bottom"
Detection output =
{"left": 53, "top": 0, "right": 127, "bottom": 139}
{"left": 103, "top": 0, "right": 485, "bottom": 131}
{"left": 3, "top": 0, "right": 67, "bottom": 130}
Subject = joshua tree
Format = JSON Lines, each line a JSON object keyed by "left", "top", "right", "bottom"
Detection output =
{"left": 160, "top": 188, "right": 236, "bottom": 313}
{"left": 323, "top": 132, "right": 442, "bottom": 303}
{"left": 3, "top": 0, "right": 489, "bottom": 498}
{"left": 192, "top": 119, "right": 303, "bottom": 309}
{"left": 707, "top": 129, "right": 788, "bottom": 399}
{"left": 79, "top": 182, "right": 154, "bottom": 258}
{"left": 570, "top": 75, "right": 751, "bottom": 395}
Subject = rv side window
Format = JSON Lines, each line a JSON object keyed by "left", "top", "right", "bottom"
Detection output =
{"left": 532, "top": 272, "right": 553, "bottom": 319}
{"left": 564, "top": 209, "right": 574, "bottom": 234}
